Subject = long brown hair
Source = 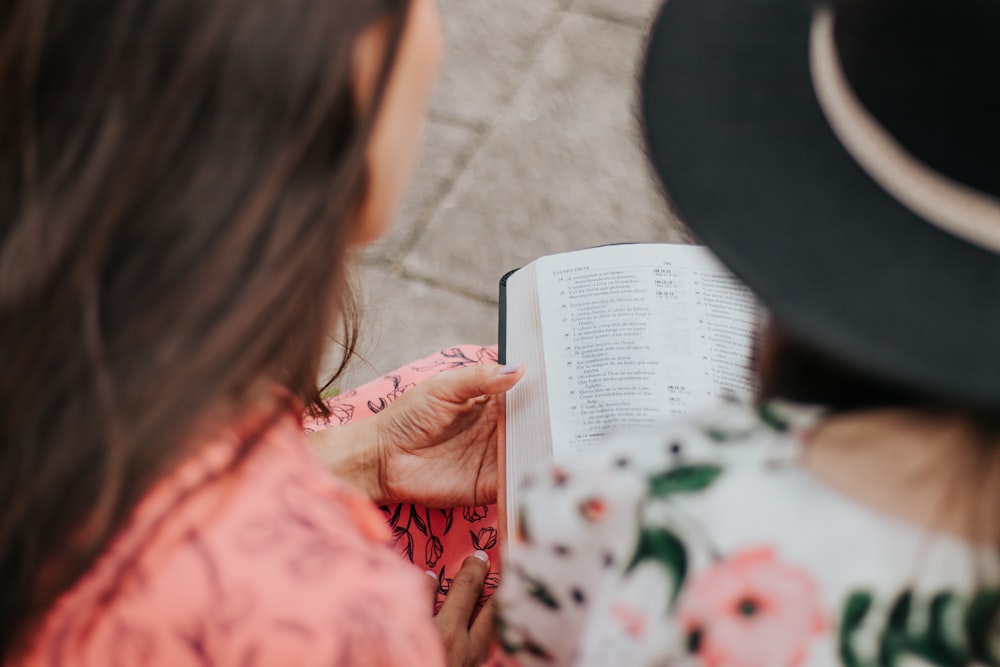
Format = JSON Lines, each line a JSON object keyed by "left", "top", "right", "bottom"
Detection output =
{"left": 0, "top": 0, "right": 410, "bottom": 657}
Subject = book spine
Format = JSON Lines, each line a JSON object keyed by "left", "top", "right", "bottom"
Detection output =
{"left": 497, "top": 268, "right": 520, "bottom": 365}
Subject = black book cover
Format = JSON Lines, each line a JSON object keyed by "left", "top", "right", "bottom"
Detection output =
{"left": 497, "top": 268, "right": 520, "bottom": 365}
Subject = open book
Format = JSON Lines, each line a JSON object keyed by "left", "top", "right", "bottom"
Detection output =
{"left": 498, "top": 243, "right": 759, "bottom": 541}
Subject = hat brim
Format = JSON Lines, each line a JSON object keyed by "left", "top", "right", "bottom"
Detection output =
{"left": 641, "top": 0, "right": 1000, "bottom": 405}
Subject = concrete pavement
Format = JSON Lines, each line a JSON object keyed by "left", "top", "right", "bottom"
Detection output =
{"left": 335, "top": 0, "right": 690, "bottom": 387}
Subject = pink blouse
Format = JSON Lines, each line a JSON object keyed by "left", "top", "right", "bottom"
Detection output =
{"left": 20, "top": 403, "right": 444, "bottom": 667}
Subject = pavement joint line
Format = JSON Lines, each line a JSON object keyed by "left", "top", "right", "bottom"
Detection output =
{"left": 399, "top": 7, "right": 570, "bottom": 261}
{"left": 399, "top": 267, "right": 499, "bottom": 305}
{"left": 427, "top": 109, "right": 490, "bottom": 133}
{"left": 563, "top": 7, "right": 650, "bottom": 30}
{"left": 362, "top": 116, "right": 486, "bottom": 266}
{"left": 394, "top": 124, "right": 488, "bottom": 261}
{"left": 356, "top": 254, "right": 496, "bottom": 305}
{"left": 341, "top": 3, "right": 672, "bottom": 382}
{"left": 356, "top": 255, "right": 404, "bottom": 277}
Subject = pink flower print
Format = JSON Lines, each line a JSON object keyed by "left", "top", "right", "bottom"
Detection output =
{"left": 553, "top": 467, "right": 569, "bottom": 485}
{"left": 678, "top": 547, "right": 826, "bottom": 667}
{"left": 578, "top": 496, "right": 608, "bottom": 522}
{"left": 611, "top": 603, "right": 648, "bottom": 638}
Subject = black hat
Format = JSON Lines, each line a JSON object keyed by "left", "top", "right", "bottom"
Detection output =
{"left": 640, "top": 0, "right": 1000, "bottom": 406}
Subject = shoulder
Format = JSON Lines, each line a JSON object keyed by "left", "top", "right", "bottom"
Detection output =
{"left": 27, "top": 414, "right": 443, "bottom": 667}
{"left": 501, "top": 401, "right": 1000, "bottom": 666}
{"left": 502, "top": 401, "right": 808, "bottom": 664}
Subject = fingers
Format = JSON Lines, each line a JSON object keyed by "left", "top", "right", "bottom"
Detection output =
{"left": 468, "top": 596, "right": 498, "bottom": 663}
{"left": 431, "top": 363, "right": 526, "bottom": 404}
{"left": 425, "top": 569, "right": 440, "bottom": 611}
{"left": 435, "top": 551, "right": 490, "bottom": 629}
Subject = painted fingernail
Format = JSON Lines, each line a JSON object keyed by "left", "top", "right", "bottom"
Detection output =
{"left": 473, "top": 550, "right": 490, "bottom": 563}
{"left": 499, "top": 363, "right": 522, "bottom": 375}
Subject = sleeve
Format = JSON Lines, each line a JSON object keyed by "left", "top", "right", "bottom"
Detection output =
{"left": 86, "top": 475, "right": 447, "bottom": 667}
{"left": 206, "top": 479, "right": 448, "bottom": 667}
{"left": 241, "top": 558, "right": 445, "bottom": 667}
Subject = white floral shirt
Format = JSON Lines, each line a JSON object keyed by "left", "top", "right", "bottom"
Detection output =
{"left": 497, "top": 400, "right": 1000, "bottom": 667}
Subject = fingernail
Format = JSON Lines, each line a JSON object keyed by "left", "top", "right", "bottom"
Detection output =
{"left": 473, "top": 550, "right": 490, "bottom": 563}
{"left": 424, "top": 570, "right": 438, "bottom": 579}
{"left": 498, "top": 363, "right": 522, "bottom": 375}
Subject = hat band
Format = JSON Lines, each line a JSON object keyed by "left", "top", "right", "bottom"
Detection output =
{"left": 809, "top": 6, "right": 1000, "bottom": 254}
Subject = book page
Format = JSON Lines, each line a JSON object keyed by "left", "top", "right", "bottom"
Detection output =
{"left": 502, "top": 263, "right": 555, "bottom": 540}
{"left": 534, "top": 244, "right": 758, "bottom": 462}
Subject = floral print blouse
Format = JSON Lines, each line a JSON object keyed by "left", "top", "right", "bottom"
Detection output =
{"left": 497, "top": 400, "right": 1000, "bottom": 667}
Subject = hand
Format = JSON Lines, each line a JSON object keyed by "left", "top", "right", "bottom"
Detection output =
{"left": 373, "top": 363, "right": 524, "bottom": 507}
{"left": 427, "top": 552, "right": 496, "bottom": 667}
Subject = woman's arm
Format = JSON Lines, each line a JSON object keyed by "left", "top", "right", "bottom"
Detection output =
{"left": 306, "top": 363, "right": 524, "bottom": 507}
{"left": 306, "top": 418, "right": 383, "bottom": 499}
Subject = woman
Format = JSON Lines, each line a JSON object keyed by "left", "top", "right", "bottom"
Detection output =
{"left": 0, "top": 0, "right": 521, "bottom": 664}
{"left": 498, "top": 0, "right": 1000, "bottom": 665}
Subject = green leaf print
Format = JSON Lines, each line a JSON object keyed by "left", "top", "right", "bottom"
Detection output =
{"left": 521, "top": 570, "right": 560, "bottom": 611}
{"left": 839, "top": 591, "right": 874, "bottom": 667}
{"left": 879, "top": 590, "right": 913, "bottom": 667}
{"left": 627, "top": 527, "right": 687, "bottom": 605}
{"left": 497, "top": 622, "right": 520, "bottom": 655}
{"left": 496, "top": 615, "right": 555, "bottom": 662}
{"left": 910, "top": 593, "right": 966, "bottom": 667}
{"left": 839, "top": 588, "right": 1000, "bottom": 667}
{"left": 648, "top": 465, "right": 722, "bottom": 497}
{"left": 966, "top": 589, "right": 1000, "bottom": 666}
{"left": 757, "top": 402, "right": 791, "bottom": 432}
{"left": 704, "top": 425, "right": 750, "bottom": 442}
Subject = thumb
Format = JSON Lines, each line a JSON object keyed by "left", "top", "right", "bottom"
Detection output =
{"left": 424, "top": 569, "right": 441, "bottom": 613}
{"left": 428, "top": 363, "right": 525, "bottom": 404}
